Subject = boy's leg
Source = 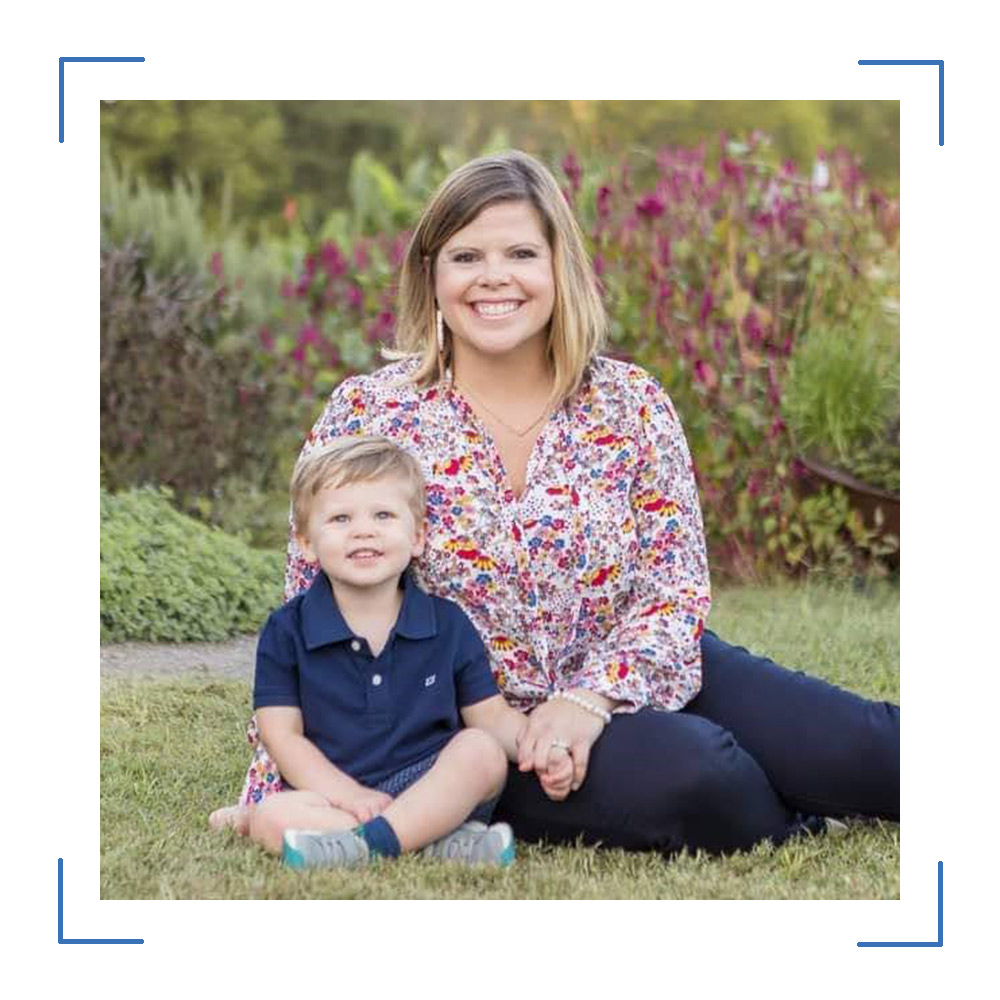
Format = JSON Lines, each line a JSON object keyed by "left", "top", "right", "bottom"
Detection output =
{"left": 381, "top": 728, "right": 508, "bottom": 851}
{"left": 248, "top": 790, "right": 357, "bottom": 855}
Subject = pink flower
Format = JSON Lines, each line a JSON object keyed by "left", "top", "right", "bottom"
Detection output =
{"left": 353, "top": 243, "right": 370, "bottom": 271}
{"left": 210, "top": 252, "right": 224, "bottom": 279}
{"left": 258, "top": 327, "right": 274, "bottom": 352}
{"left": 346, "top": 283, "right": 363, "bottom": 310}
{"left": 597, "top": 184, "right": 612, "bottom": 219}
{"left": 743, "top": 310, "right": 765, "bottom": 346}
{"left": 298, "top": 324, "right": 320, "bottom": 347}
{"left": 698, "top": 290, "right": 714, "bottom": 329}
{"left": 562, "top": 152, "right": 582, "bottom": 193}
{"left": 597, "top": 185, "right": 613, "bottom": 219}
{"left": 593, "top": 253, "right": 605, "bottom": 277}
{"left": 320, "top": 241, "right": 347, "bottom": 279}
{"left": 636, "top": 194, "right": 665, "bottom": 219}
{"left": 693, "top": 359, "right": 718, "bottom": 389}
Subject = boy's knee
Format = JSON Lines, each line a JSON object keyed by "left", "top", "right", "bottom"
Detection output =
{"left": 452, "top": 728, "right": 508, "bottom": 791}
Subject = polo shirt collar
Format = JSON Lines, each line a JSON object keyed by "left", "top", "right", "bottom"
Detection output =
{"left": 301, "top": 568, "right": 437, "bottom": 650}
{"left": 394, "top": 569, "right": 438, "bottom": 640}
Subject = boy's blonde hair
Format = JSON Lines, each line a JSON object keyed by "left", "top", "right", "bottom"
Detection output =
{"left": 384, "top": 149, "right": 607, "bottom": 404}
{"left": 290, "top": 435, "right": 426, "bottom": 535}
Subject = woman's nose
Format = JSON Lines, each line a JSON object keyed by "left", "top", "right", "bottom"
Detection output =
{"left": 477, "top": 258, "right": 510, "bottom": 285}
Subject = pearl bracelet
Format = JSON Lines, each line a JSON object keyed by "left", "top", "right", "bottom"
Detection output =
{"left": 548, "top": 690, "right": 613, "bottom": 724}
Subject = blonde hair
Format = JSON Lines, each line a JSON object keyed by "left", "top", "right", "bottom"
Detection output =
{"left": 385, "top": 150, "right": 607, "bottom": 404}
{"left": 290, "top": 435, "right": 426, "bottom": 535}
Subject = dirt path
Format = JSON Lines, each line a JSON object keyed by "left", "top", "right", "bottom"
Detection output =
{"left": 100, "top": 635, "right": 256, "bottom": 681}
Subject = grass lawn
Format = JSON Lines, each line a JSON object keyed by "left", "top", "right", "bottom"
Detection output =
{"left": 100, "top": 580, "right": 899, "bottom": 899}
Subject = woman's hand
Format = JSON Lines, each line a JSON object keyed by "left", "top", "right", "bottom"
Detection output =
{"left": 517, "top": 698, "right": 606, "bottom": 792}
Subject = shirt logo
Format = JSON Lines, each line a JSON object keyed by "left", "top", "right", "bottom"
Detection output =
{"left": 424, "top": 674, "right": 436, "bottom": 687}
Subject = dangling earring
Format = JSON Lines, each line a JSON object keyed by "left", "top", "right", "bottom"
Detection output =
{"left": 436, "top": 308, "right": 445, "bottom": 355}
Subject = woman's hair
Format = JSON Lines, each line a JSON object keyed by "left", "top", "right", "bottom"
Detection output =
{"left": 386, "top": 149, "right": 607, "bottom": 403}
{"left": 290, "top": 435, "right": 426, "bottom": 535}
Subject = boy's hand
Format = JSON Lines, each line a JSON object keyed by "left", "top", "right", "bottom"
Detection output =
{"left": 538, "top": 748, "right": 574, "bottom": 801}
{"left": 336, "top": 788, "right": 393, "bottom": 823}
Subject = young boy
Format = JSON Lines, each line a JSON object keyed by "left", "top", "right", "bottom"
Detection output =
{"left": 220, "top": 434, "right": 572, "bottom": 868}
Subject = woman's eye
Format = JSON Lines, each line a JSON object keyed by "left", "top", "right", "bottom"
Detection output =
{"left": 512, "top": 248, "right": 537, "bottom": 259}
{"left": 453, "top": 252, "right": 477, "bottom": 264}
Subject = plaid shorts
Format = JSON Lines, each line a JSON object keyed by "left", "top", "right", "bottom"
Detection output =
{"left": 374, "top": 751, "right": 498, "bottom": 824}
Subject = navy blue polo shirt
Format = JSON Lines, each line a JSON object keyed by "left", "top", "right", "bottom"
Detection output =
{"left": 253, "top": 569, "right": 499, "bottom": 787}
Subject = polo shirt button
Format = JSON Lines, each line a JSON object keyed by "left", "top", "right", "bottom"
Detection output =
{"left": 350, "top": 640, "right": 362, "bottom": 652}
{"left": 372, "top": 674, "right": 383, "bottom": 686}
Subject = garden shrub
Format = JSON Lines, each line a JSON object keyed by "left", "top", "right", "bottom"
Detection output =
{"left": 100, "top": 240, "right": 286, "bottom": 506}
{"left": 101, "top": 487, "right": 283, "bottom": 642}
{"left": 254, "top": 138, "right": 898, "bottom": 578}
{"left": 101, "top": 136, "right": 899, "bottom": 579}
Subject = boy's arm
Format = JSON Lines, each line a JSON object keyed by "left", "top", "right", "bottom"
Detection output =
{"left": 460, "top": 695, "right": 528, "bottom": 762}
{"left": 257, "top": 707, "right": 389, "bottom": 818}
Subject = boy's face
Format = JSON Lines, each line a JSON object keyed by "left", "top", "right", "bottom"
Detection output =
{"left": 297, "top": 475, "right": 426, "bottom": 592}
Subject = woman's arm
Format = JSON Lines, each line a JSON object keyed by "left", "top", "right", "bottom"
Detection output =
{"left": 570, "top": 369, "right": 712, "bottom": 713}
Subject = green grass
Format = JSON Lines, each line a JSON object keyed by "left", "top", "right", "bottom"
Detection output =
{"left": 100, "top": 581, "right": 899, "bottom": 899}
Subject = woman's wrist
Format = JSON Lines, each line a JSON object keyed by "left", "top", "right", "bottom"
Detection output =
{"left": 548, "top": 689, "right": 614, "bottom": 724}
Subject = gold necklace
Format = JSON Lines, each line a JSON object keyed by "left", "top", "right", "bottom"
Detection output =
{"left": 455, "top": 380, "right": 553, "bottom": 438}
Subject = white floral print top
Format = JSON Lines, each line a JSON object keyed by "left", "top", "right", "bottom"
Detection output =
{"left": 285, "top": 355, "right": 711, "bottom": 714}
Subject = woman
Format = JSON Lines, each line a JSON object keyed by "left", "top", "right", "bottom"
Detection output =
{"left": 237, "top": 150, "right": 899, "bottom": 856}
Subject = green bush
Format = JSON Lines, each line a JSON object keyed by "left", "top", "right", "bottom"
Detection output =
{"left": 100, "top": 240, "right": 289, "bottom": 508}
{"left": 101, "top": 487, "right": 283, "bottom": 642}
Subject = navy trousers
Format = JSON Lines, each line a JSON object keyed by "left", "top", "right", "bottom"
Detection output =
{"left": 492, "top": 629, "right": 900, "bottom": 855}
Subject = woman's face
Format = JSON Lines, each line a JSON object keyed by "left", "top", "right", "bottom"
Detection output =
{"left": 434, "top": 200, "right": 556, "bottom": 368}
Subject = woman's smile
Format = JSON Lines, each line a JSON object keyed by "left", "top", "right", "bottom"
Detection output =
{"left": 469, "top": 299, "right": 525, "bottom": 319}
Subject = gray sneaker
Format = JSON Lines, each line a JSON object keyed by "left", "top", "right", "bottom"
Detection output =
{"left": 422, "top": 821, "right": 515, "bottom": 866}
{"left": 282, "top": 828, "right": 370, "bottom": 869}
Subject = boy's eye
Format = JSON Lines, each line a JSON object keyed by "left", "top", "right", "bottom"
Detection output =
{"left": 376, "top": 511, "right": 396, "bottom": 519}
{"left": 329, "top": 514, "right": 349, "bottom": 523}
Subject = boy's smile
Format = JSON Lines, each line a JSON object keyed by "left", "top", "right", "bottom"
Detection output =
{"left": 297, "top": 475, "right": 426, "bottom": 596}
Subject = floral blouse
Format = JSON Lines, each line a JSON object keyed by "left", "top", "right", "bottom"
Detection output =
{"left": 240, "top": 355, "right": 711, "bottom": 805}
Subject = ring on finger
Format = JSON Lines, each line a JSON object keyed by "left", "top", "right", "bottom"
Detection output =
{"left": 550, "top": 738, "right": 571, "bottom": 751}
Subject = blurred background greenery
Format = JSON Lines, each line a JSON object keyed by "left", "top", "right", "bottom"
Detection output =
{"left": 101, "top": 100, "right": 899, "bottom": 235}
{"left": 101, "top": 101, "right": 899, "bottom": 639}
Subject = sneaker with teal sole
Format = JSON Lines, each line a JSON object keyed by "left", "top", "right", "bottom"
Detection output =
{"left": 282, "top": 828, "right": 371, "bottom": 870}
{"left": 421, "top": 821, "right": 515, "bottom": 866}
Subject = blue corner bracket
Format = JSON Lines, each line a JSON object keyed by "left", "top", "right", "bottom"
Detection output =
{"left": 58, "top": 56, "right": 145, "bottom": 143}
{"left": 57, "top": 858, "right": 143, "bottom": 944}
{"left": 858, "top": 59, "right": 943, "bottom": 145}
{"left": 857, "top": 861, "right": 943, "bottom": 948}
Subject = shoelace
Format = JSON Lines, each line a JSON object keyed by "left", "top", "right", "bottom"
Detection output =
{"left": 307, "top": 833, "right": 361, "bottom": 865}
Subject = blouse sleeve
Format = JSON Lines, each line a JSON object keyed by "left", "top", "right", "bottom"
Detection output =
{"left": 283, "top": 375, "right": 372, "bottom": 602}
{"left": 570, "top": 371, "right": 712, "bottom": 713}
